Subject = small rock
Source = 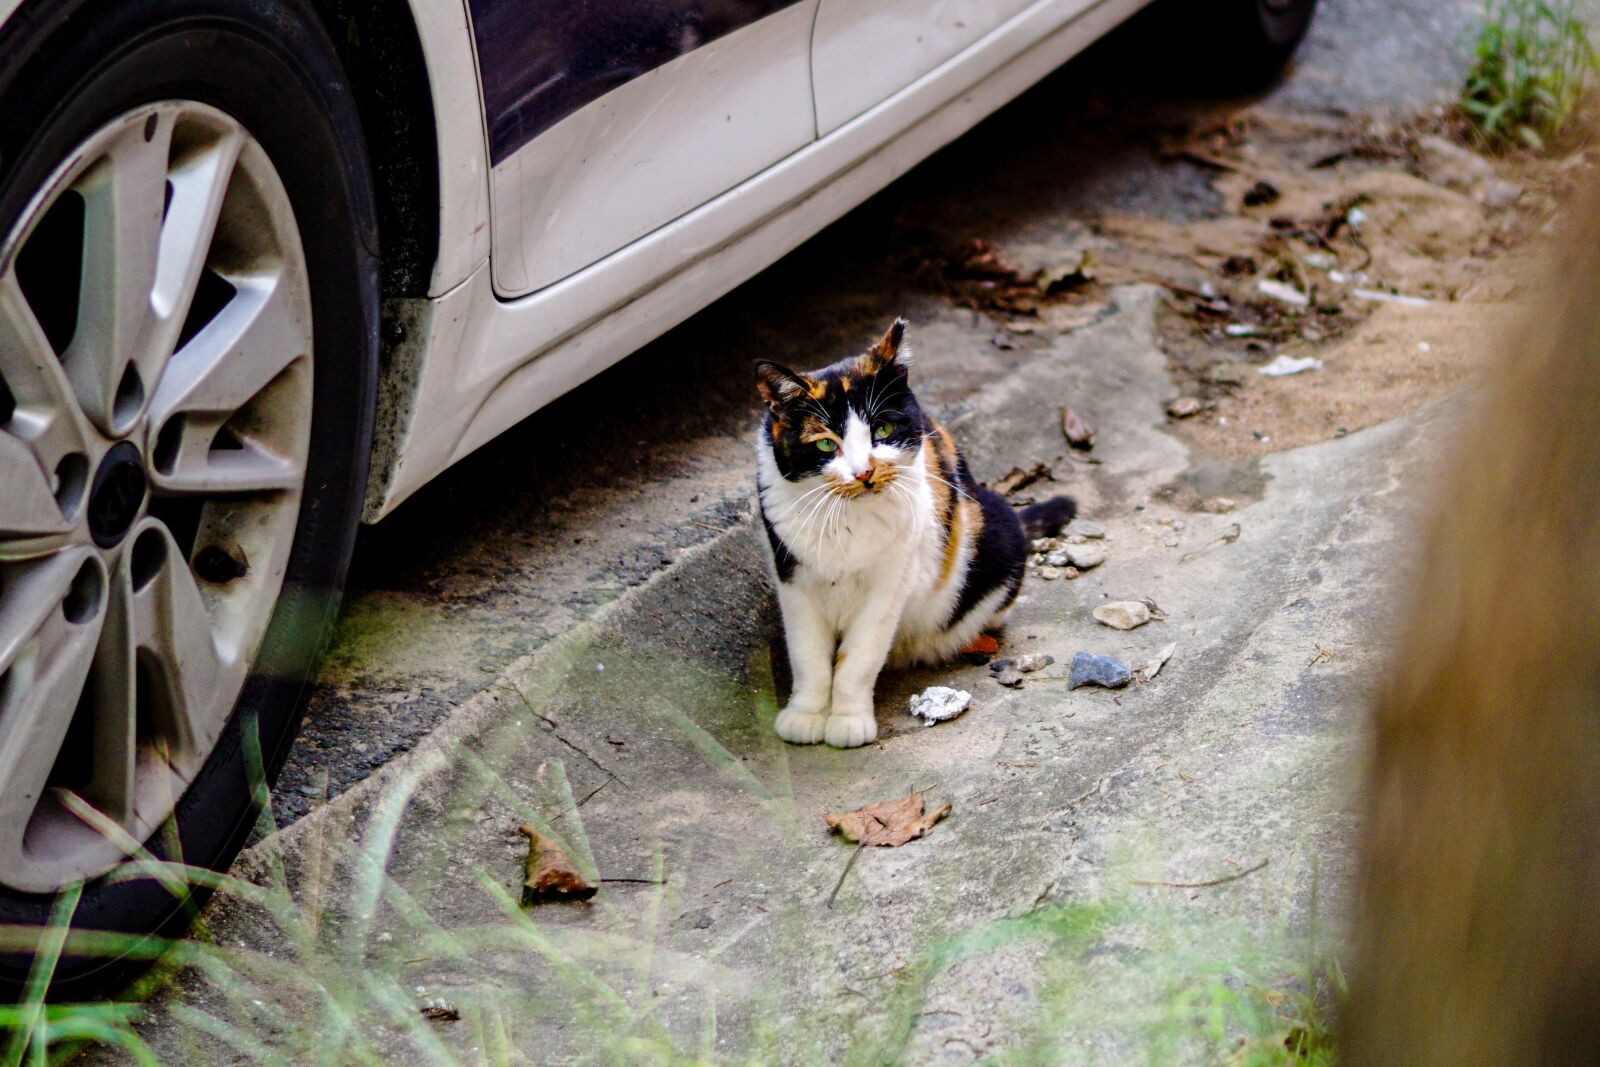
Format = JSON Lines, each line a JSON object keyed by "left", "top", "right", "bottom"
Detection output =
{"left": 1068, "top": 651, "right": 1132, "bottom": 690}
{"left": 1203, "top": 496, "right": 1237, "bottom": 514}
{"left": 1417, "top": 134, "right": 1495, "bottom": 191}
{"left": 1093, "top": 601, "right": 1152, "bottom": 630}
{"left": 908, "top": 686, "right": 972, "bottom": 726}
{"left": 1171, "top": 520, "right": 1185, "bottom": 531}
{"left": 1013, "top": 653, "right": 1054, "bottom": 673}
{"left": 994, "top": 667, "right": 1025, "bottom": 688}
{"left": 1066, "top": 520, "right": 1106, "bottom": 539}
{"left": 1163, "top": 537, "right": 1180, "bottom": 548}
{"left": 1031, "top": 537, "right": 1062, "bottom": 553}
{"left": 988, "top": 658, "right": 1013, "bottom": 673}
{"left": 1038, "top": 565, "right": 1063, "bottom": 580}
{"left": 1063, "top": 566, "right": 1081, "bottom": 580}
{"left": 1065, "top": 544, "right": 1107, "bottom": 570}
{"left": 1066, "top": 535, "right": 1087, "bottom": 545}
{"left": 1167, "top": 396, "right": 1205, "bottom": 419}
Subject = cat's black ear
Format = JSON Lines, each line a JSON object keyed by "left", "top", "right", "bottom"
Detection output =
{"left": 756, "top": 361, "right": 809, "bottom": 409}
{"left": 862, "top": 317, "right": 912, "bottom": 376}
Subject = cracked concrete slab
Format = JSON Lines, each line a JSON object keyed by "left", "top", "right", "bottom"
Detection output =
{"left": 105, "top": 286, "right": 1453, "bottom": 1063}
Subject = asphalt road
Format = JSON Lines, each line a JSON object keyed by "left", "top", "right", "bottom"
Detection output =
{"left": 273, "top": 0, "right": 1480, "bottom": 824}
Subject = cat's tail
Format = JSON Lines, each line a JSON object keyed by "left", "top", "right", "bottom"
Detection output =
{"left": 1020, "top": 496, "right": 1077, "bottom": 538}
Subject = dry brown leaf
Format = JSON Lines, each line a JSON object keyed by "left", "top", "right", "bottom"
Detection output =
{"left": 1060, "top": 407, "right": 1095, "bottom": 450}
{"left": 991, "top": 463, "right": 1053, "bottom": 496}
{"left": 825, "top": 792, "right": 952, "bottom": 847}
{"left": 518, "top": 824, "right": 596, "bottom": 904}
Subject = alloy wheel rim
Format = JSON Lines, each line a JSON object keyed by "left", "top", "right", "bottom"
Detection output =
{"left": 0, "top": 102, "right": 312, "bottom": 893}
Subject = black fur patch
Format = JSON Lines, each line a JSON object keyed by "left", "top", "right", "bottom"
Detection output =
{"left": 1021, "top": 496, "right": 1077, "bottom": 538}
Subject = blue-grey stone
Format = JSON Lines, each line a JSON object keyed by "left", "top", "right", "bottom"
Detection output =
{"left": 1068, "top": 651, "right": 1132, "bottom": 690}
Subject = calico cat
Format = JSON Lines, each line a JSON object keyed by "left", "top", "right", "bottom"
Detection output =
{"left": 755, "top": 319, "right": 1075, "bottom": 749}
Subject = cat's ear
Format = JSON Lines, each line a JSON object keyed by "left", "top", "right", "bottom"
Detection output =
{"left": 756, "top": 361, "right": 810, "bottom": 409}
{"left": 862, "top": 317, "right": 912, "bottom": 377}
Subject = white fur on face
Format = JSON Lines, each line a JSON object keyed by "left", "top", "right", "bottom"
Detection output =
{"left": 838, "top": 411, "right": 873, "bottom": 480}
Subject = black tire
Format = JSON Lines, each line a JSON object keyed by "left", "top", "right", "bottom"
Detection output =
{"left": 0, "top": 0, "right": 378, "bottom": 997}
{"left": 1157, "top": 0, "right": 1318, "bottom": 93}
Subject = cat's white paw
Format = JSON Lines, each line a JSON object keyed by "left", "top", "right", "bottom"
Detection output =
{"left": 775, "top": 706, "right": 829, "bottom": 745}
{"left": 824, "top": 713, "right": 878, "bottom": 749}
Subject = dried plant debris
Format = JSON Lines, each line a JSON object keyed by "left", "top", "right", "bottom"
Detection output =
{"left": 1139, "top": 642, "right": 1177, "bottom": 681}
{"left": 1179, "top": 522, "right": 1243, "bottom": 564}
{"left": 990, "top": 463, "right": 1054, "bottom": 496}
{"left": 900, "top": 236, "right": 1105, "bottom": 325}
{"left": 419, "top": 997, "right": 461, "bottom": 1022}
{"left": 825, "top": 792, "right": 952, "bottom": 847}
{"left": 1060, "top": 407, "right": 1096, "bottom": 450}
{"left": 518, "top": 824, "right": 596, "bottom": 905}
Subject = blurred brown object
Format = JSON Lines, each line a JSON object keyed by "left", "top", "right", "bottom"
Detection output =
{"left": 1345, "top": 184, "right": 1600, "bottom": 1062}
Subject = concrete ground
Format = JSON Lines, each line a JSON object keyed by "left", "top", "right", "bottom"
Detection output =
{"left": 115, "top": 285, "right": 1451, "bottom": 1064}
{"left": 100, "top": 0, "right": 1503, "bottom": 1063}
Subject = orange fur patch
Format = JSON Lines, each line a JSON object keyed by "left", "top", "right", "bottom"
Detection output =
{"left": 938, "top": 496, "right": 967, "bottom": 589}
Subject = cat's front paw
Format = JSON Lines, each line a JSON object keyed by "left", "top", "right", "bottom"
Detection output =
{"left": 775, "top": 706, "right": 829, "bottom": 745}
{"left": 824, "top": 713, "right": 878, "bottom": 749}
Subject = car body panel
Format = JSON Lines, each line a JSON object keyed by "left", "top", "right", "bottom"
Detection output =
{"left": 469, "top": 0, "right": 811, "bottom": 167}
{"left": 811, "top": 0, "right": 1061, "bottom": 134}
{"left": 405, "top": 0, "right": 495, "bottom": 296}
{"left": 484, "top": 2, "right": 819, "bottom": 295}
{"left": 364, "top": 0, "right": 1153, "bottom": 519}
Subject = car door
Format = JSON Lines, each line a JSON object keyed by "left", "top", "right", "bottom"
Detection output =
{"left": 810, "top": 0, "right": 1043, "bottom": 135}
{"left": 470, "top": 0, "right": 819, "bottom": 297}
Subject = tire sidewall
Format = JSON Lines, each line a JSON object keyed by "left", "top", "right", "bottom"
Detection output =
{"left": 0, "top": 0, "right": 377, "bottom": 994}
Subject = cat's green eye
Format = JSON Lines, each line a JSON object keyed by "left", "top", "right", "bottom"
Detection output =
{"left": 873, "top": 421, "right": 893, "bottom": 440}
{"left": 815, "top": 439, "right": 837, "bottom": 452}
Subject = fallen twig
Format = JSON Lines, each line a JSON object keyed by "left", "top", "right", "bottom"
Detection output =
{"left": 827, "top": 844, "right": 866, "bottom": 910}
{"left": 1132, "top": 858, "right": 1269, "bottom": 889}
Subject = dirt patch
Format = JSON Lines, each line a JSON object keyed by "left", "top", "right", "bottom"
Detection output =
{"left": 905, "top": 106, "right": 1587, "bottom": 469}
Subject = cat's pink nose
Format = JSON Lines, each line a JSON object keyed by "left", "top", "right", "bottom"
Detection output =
{"left": 854, "top": 469, "right": 872, "bottom": 483}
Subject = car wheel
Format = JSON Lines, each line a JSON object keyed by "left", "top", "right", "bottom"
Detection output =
{"left": 0, "top": 0, "right": 377, "bottom": 996}
{"left": 1154, "top": 0, "right": 1318, "bottom": 92}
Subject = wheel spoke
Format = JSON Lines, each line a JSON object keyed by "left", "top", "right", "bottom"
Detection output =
{"left": 128, "top": 523, "right": 223, "bottom": 758}
{"left": 0, "top": 431, "right": 72, "bottom": 547}
{"left": 147, "top": 274, "right": 307, "bottom": 495}
{"left": 0, "top": 270, "right": 93, "bottom": 555}
{"left": 64, "top": 115, "right": 172, "bottom": 434}
{"left": 149, "top": 126, "right": 242, "bottom": 363}
{"left": 0, "top": 550, "right": 98, "bottom": 678}
{"left": 84, "top": 561, "right": 136, "bottom": 822}
{"left": 0, "top": 553, "right": 105, "bottom": 864}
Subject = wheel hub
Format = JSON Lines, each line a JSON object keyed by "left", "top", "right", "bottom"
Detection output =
{"left": 86, "top": 441, "right": 147, "bottom": 548}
